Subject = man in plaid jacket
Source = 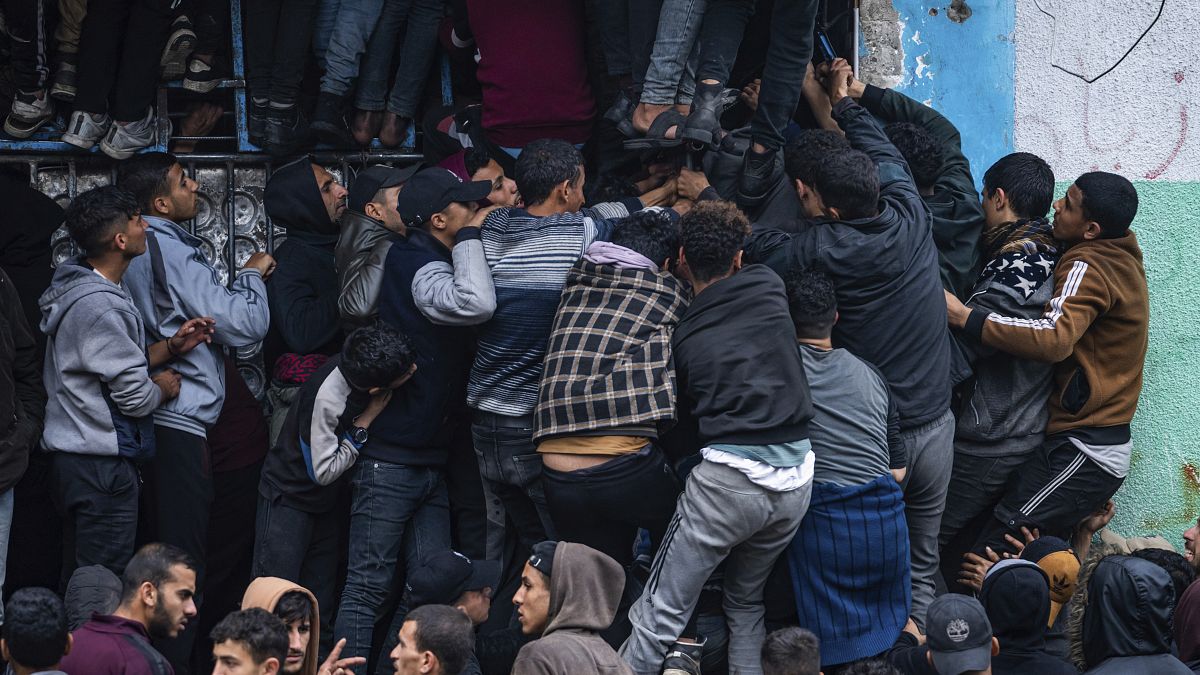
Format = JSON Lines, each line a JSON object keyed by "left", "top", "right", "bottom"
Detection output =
{"left": 534, "top": 208, "right": 689, "bottom": 568}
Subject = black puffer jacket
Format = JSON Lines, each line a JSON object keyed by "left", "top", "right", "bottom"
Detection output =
{"left": 0, "top": 268, "right": 43, "bottom": 493}
{"left": 1074, "top": 555, "right": 1192, "bottom": 674}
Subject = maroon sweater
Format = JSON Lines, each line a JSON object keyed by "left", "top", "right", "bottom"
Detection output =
{"left": 62, "top": 614, "right": 173, "bottom": 675}
{"left": 467, "top": 0, "right": 594, "bottom": 147}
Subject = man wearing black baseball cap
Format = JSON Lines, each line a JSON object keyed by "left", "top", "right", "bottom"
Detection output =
{"left": 407, "top": 551, "right": 501, "bottom": 626}
{"left": 887, "top": 594, "right": 997, "bottom": 675}
{"left": 337, "top": 163, "right": 420, "bottom": 327}
{"left": 332, "top": 167, "right": 499, "bottom": 665}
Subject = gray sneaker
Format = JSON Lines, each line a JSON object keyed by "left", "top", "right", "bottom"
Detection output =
{"left": 61, "top": 110, "right": 112, "bottom": 150}
{"left": 4, "top": 90, "right": 55, "bottom": 138}
{"left": 100, "top": 109, "right": 160, "bottom": 160}
{"left": 51, "top": 58, "right": 77, "bottom": 101}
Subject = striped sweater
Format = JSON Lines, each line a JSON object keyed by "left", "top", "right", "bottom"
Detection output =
{"left": 468, "top": 199, "right": 640, "bottom": 416}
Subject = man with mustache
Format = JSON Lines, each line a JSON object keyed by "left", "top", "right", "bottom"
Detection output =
{"left": 61, "top": 543, "right": 198, "bottom": 674}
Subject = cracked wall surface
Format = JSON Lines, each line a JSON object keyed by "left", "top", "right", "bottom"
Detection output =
{"left": 861, "top": 1, "right": 1200, "bottom": 544}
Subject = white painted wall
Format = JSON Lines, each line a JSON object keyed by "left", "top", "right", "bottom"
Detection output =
{"left": 1014, "top": 0, "right": 1200, "bottom": 180}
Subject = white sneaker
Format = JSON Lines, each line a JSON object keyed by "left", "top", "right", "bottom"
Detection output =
{"left": 4, "top": 90, "right": 54, "bottom": 138}
{"left": 61, "top": 110, "right": 112, "bottom": 150}
{"left": 100, "top": 108, "right": 160, "bottom": 160}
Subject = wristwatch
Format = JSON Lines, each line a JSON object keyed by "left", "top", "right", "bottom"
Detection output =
{"left": 351, "top": 426, "right": 369, "bottom": 445}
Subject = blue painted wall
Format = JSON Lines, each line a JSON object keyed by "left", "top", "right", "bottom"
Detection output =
{"left": 889, "top": 1, "right": 1016, "bottom": 192}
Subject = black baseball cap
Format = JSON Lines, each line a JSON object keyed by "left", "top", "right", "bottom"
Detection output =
{"left": 405, "top": 551, "right": 501, "bottom": 608}
{"left": 348, "top": 164, "right": 422, "bottom": 213}
{"left": 926, "top": 594, "right": 993, "bottom": 674}
{"left": 395, "top": 168, "right": 491, "bottom": 227}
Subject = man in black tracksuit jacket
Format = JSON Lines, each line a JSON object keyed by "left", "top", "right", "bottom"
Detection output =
{"left": 744, "top": 93, "right": 953, "bottom": 629}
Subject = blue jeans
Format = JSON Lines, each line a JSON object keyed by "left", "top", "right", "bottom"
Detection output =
{"left": 321, "top": 0, "right": 442, "bottom": 117}
{"left": 470, "top": 412, "right": 555, "bottom": 564}
{"left": 641, "top": 0, "right": 704, "bottom": 105}
{"left": 311, "top": 0, "right": 342, "bottom": 68}
{"left": 333, "top": 459, "right": 450, "bottom": 662}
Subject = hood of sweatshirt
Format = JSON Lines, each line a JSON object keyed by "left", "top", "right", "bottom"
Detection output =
{"left": 980, "top": 559, "right": 1051, "bottom": 653}
{"left": 242, "top": 577, "right": 321, "bottom": 675}
{"left": 1081, "top": 555, "right": 1176, "bottom": 667}
{"left": 265, "top": 157, "right": 339, "bottom": 236}
{"left": 543, "top": 543, "right": 625, "bottom": 637}
{"left": 38, "top": 257, "right": 130, "bottom": 336}
{"left": 64, "top": 565, "right": 122, "bottom": 632}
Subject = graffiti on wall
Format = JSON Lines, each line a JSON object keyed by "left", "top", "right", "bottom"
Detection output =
{"left": 1015, "top": 0, "right": 1197, "bottom": 180}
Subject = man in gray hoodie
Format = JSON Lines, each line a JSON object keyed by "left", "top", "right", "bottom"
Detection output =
{"left": 41, "top": 186, "right": 213, "bottom": 588}
{"left": 118, "top": 152, "right": 272, "bottom": 665}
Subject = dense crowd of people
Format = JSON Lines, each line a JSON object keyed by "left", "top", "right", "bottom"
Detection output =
{"left": 0, "top": 1, "right": 1190, "bottom": 675}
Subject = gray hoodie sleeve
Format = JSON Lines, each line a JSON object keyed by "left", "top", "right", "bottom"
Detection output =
{"left": 411, "top": 228, "right": 496, "bottom": 326}
{"left": 73, "top": 306, "right": 163, "bottom": 417}
{"left": 339, "top": 239, "right": 391, "bottom": 324}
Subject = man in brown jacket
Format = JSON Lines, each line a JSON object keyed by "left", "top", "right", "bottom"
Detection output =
{"left": 946, "top": 171, "right": 1148, "bottom": 562}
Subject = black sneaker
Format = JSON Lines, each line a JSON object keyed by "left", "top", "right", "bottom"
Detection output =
{"left": 737, "top": 145, "right": 779, "bottom": 209}
{"left": 263, "top": 105, "right": 310, "bottom": 157}
{"left": 4, "top": 89, "right": 54, "bottom": 138}
{"left": 309, "top": 91, "right": 349, "bottom": 145}
{"left": 160, "top": 15, "right": 196, "bottom": 81}
{"left": 183, "top": 56, "right": 226, "bottom": 93}
{"left": 662, "top": 637, "right": 705, "bottom": 675}
{"left": 50, "top": 54, "right": 77, "bottom": 102}
{"left": 248, "top": 100, "right": 269, "bottom": 148}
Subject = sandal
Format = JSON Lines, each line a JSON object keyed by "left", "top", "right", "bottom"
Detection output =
{"left": 623, "top": 109, "right": 687, "bottom": 151}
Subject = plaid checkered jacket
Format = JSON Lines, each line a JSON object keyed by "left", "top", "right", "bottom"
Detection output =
{"left": 534, "top": 259, "right": 690, "bottom": 442}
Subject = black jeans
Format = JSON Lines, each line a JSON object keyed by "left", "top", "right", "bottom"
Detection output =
{"left": 938, "top": 450, "right": 1032, "bottom": 595}
{"left": 49, "top": 452, "right": 140, "bottom": 589}
{"left": 694, "top": 0, "right": 755, "bottom": 85}
{"left": 143, "top": 426, "right": 214, "bottom": 673}
{"left": 252, "top": 493, "right": 341, "bottom": 652}
{"left": 446, "top": 427, "right": 488, "bottom": 560}
{"left": 1, "top": 0, "right": 51, "bottom": 91}
{"left": 74, "top": 0, "right": 173, "bottom": 120}
{"left": 542, "top": 444, "right": 681, "bottom": 567}
{"left": 750, "top": 0, "right": 819, "bottom": 150}
{"left": 971, "top": 439, "right": 1125, "bottom": 557}
{"left": 241, "top": 0, "right": 320, "bottom": 104}
{"left": 471, "top": 411, "right": 555, "bottom": 566}
{"left": 596, "top": 0, "right": 664, "bottom": 89}
{"left": 189, "top": 0, "right": 230, "bottom": 57}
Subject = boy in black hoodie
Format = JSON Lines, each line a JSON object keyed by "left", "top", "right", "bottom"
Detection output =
{"left": 620, "top": 201, "right": 815, "bottom": 675}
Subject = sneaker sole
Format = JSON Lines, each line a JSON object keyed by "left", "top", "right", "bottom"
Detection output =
{"left": 50, "top": 84, "right": 75, "bottom": 102}
{"left": 61, "top": 133, "right": 99, "bottom": 150}
{"left": 182, "top": 77, "right": 222, "bottom": 93}
{"left": 99, "top": 138, "right": 144, "bottom": 160}
{"left": 4, "top": 115, "right": 51, "bottom": 139}
{"left": 161, "top": 30, "right": 197, "bottom": 80}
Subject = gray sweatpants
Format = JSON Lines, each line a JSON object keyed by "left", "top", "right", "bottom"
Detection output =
{"left": 899, "top": 409, "right": 955, "bottom": 630}
{"left": 619, "top": 459, "right": 812, "bottom": 675}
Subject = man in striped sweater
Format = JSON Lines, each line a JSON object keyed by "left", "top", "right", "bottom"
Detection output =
{"left": 945, "top": 171, "right": 1149, "bottom": 560}
{"left": 467, "top": 138, "right": 674, "bottom": 566}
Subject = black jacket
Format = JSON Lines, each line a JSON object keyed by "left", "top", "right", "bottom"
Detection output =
{"left": 980, "top": 560, "right": 1078, "bottom": 675}
{"left": 672, "top": 265, "right": 812, "bottom": 448}
{"left": 744, "top": 98, "right": 952, "bottom": 428}
{"left": 0, "top": 268, "right": 43, "bottom": 493}
{"left": 858, "top": 85, "right": 985, "bottom": 299}
{"left": 1078, "top": 555, "right": 1192, "bottom": 674}
{"left": 265, "top": 159, "right": 344, "bottom": 361}
{"left": 0, "top": 172, "right": 64, "bottom": 355}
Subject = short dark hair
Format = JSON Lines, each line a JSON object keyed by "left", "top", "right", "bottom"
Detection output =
{"left": 761, "top": 626, "right": 820, "bottom": 675}
{"left": 211, "top": 608, "right": 288, "bottom": 665}
{"left": 339, "top": 322, "right": 418, "bottom": 390}
{"left": 983, "top": 152, "right": 1055, "bottom": 220}
{"left": 1129, "top": 548, "right": 1196, "bottom": 604}
{"left": 273, "top": 590, "right": 313, "bottom": 626}
{"left": 680, "top": 201, "right": 750, "bottom": 283}
{"left": 783, "top": 268, "right": 837, "bottom": 339}
{"left": 813, "top": 150, "right": 879, "bottom": 220}
{"left": 3, "top": 588, "right": 68, "bottom": 669}
{"left": 884, "top": 122, "right": 943, "bottom": 190}
{"left": 405, "top": 604, "right": 475, "bottom": 674}
{"left": 1074, "top": 171, "right": 1138, "bottom": 238}
{"left": 828, "top": 658, "right": 903, "bottom": 675}
{"left": 121, "top": 543, "right": 196, "bottom": 602}
{"left": 117, "top": 151, "right": 179, "bottom": 212}
{"left": 464, "top": 145, "right": 493, "bottom": 178}
{"left": 64, "top": 186, "right": 140, "bottom": 257}
{"left": 609, "top": 209, "right": 680, "bottom": 266}
{"left": 784, "top": 129, "right": 852, "bottom": 185}
{"left": 515, "top": 139, "right": 583, "bottom": 206}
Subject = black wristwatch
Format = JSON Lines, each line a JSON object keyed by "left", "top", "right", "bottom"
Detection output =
{"left": 351, "top": 426, "right": 369, "bottom": 445}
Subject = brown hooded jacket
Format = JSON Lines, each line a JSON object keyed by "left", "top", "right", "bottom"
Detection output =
{"left": 242, "top": 577, "right": 321, "bottom": 675}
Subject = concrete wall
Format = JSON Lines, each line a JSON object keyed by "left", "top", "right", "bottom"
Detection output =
{"left": 861, "top": 0, "right": 1199, "bottom": 545}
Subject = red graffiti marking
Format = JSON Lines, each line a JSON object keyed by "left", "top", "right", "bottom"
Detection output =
{"left": 1175, "top": 71, "right": 1185, "bottom": 83}
{"left": 1144, "top": 106, "right": 1188, "bottom": 179}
